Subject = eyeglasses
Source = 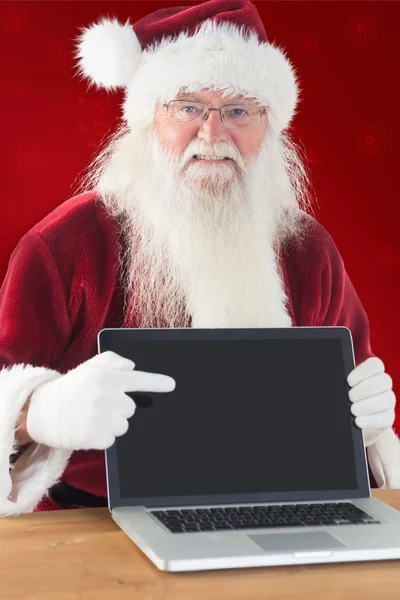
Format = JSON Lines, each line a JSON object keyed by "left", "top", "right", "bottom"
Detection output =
{"left": 162, "top": 100, "right": 267, "bottom": 131}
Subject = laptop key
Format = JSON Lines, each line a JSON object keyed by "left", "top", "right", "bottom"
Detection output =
{"left": 364, "top": 520, "right": 381, "bottom": 524}
{"left": 336, "top": 519, "right": 353, "bottom": 525}
{"left": 258, "top": 522, "right": 302, "bottom": 529}
{"left": 209, "top": 520, "right": 221, "bottom": 525}
{"left": 170, "top": 526, "right": 185, "bottom": 533}
{"left": 234, "top": 522, "right": 261, "bottom": 529}
{"left": 184, "top": 525, "right": 200, "bottom": 532}
{"left": 350, "top": 518, "right": 368, "bottom": 524}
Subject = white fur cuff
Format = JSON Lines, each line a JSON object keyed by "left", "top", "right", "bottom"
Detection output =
{"left": 367, "top": 428, "right": 400, "bottom": 489}
{"left": 0, "top": 364, "right": 72, "bottom": 516}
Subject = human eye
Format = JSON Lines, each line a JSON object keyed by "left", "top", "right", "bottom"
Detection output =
{"left": 225, "top": 106, "right": 250, "bottom": 120}
{"left": 175, "top": 100, "right": 204, "bottom": 115}
{"left": 232, "top": 107, "right": 248, "bottom": 116}
{"left": 182, "top": 105, "right": 198, "bottom": 113}
{"left": 171, "top": 100, "right": 204, "bottom": 122}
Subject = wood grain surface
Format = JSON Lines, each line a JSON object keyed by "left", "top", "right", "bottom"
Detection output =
{"left": 1, "top": 490, "right": 400, "bottom": 600}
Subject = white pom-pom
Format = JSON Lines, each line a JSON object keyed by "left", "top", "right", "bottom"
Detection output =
{"left": 75, "top": 17, "right": 142, "bottom": 90}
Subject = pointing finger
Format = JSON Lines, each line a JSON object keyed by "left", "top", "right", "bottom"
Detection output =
{"left": 119, "top": 370, "right": 176, "bottom": 393}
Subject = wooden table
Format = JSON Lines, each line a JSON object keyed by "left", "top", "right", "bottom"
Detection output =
{"left": 1, "top": 490, "right": 400, "bottom": 600}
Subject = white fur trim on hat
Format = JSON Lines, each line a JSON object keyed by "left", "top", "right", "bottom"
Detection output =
{"left": 74, "top": 17, "right": 142, "bottom": 90}
{"left": 0, "top": 364, "right": 72, "bottom": 516}
{"left": 76, "top": 18, "right": 299, "bottom": 132}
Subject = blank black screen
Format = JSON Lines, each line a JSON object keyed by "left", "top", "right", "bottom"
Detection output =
{"left": 115, "top": 338, "right": 358, "bottom": 498}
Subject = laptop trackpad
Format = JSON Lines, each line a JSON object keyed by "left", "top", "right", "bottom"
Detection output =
{"left": 248, "top": 531, "right": 347, "bottom": 554}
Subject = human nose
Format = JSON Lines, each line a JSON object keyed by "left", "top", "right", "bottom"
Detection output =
{"left": 196, "top": 109, "right": 231, "bottom": 144}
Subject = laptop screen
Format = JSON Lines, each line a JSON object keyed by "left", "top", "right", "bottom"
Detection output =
{"left": 103, "top": 331, "right": 369, "bottom": 505}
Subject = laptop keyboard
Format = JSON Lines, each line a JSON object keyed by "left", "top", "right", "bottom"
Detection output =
{"left": 151, "top": 502, "right": 380, "bottom": 534}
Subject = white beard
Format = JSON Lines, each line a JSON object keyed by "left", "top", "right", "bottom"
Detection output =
{"left": 77, "top": 122, "right": 312, "bottom": 329}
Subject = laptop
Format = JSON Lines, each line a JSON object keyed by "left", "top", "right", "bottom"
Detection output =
{"left": 97, "top": 326, "right": 400, "bottom": 572}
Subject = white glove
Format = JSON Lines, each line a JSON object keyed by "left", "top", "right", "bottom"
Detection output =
{"left": 347, "top": 357, "right": 396, "bottom": 447}
{"left": 26, "top": 351, "right": 176, "bottom": 450}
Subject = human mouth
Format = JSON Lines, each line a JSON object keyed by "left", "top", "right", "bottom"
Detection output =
{"left": 192, "top": 154, "right": 233, "bottom": 162}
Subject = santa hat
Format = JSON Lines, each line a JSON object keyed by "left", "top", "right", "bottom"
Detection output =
{"left": 75, "top": 0, "right": 299, "bottom": 133}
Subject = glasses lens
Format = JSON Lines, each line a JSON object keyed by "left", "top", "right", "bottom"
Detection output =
{"left": 168, "top": 100, "right": 206, "bottom": 123}
{"left": 222, "top": 105, "right": 261, "bottom": 130}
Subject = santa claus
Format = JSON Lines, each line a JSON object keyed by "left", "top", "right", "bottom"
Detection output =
{"left": 0, "top": 0, "right": 399, "bottom": 516}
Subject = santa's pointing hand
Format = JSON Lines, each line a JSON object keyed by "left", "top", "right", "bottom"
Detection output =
{"left": 26, "top": 351, "right": 176, "bottom": 451}
{"left": 347, "top": 357, "right": 396, "bottom": 447}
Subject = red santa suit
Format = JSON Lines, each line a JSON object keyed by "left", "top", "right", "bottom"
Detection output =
{"left": 1, "top": 191, "right": 399, "bottom": 515}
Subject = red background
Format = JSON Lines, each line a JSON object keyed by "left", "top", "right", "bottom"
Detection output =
{"left": 1, "top": 1, "right": 399, "bottom": 432}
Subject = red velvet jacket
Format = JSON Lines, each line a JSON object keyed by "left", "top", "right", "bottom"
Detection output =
{"left": 0, "top": 192, "right": 376, "bottom": 510}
